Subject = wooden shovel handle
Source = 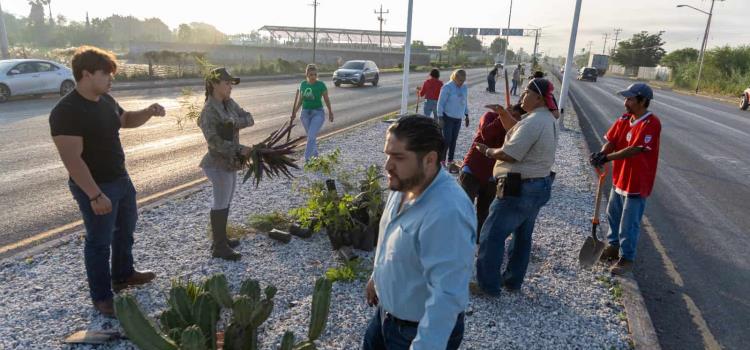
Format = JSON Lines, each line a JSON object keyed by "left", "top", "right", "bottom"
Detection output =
{"left": 592, "top": 166, "right": 607, "bottom": 223}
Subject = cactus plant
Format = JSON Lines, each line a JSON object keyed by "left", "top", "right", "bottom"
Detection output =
{"left": 307, "top": 277, "right": 333, "bottom": 341}
{"left": 193, "top": 292, "right": 220, "bottom": 349}
{"left": 241, "top": 279, "right": 262, "bottom": 304}
{"left": 204, "top": 274, "right": 233, "bottom": 309}
{"left": 114, "top": 294, "right": 178, "bottom": 350}
{"left": 181, "top": 325, "right": 207, "bottom": 350}
{"left": 114, "top": 274, "right": 332, "bottom": 350}
{"left": 169, "top": 285, "right": 195, "bottom": 325}
{"left": 277, "top": 277, "right": 333, "bottom": 350}
{"left": 279, "top": 331, "right": 295, "bottom": 350}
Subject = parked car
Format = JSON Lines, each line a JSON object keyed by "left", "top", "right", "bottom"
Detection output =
{"left": 0, "top": 59, "right": 75, "bottom": 103}
{"left": 333, "top": 60, "right": 379, "bottom": 87}
{"left": 578, "top": 67, "right": 598, "bottom": 82}
{"left": 740, "top": 87, "right": 750, "bottom": 111}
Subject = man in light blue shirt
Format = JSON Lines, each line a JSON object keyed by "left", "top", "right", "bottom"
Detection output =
{"left": 363, "top": 115, "right": 476, "bottom": 350}
{"left": 436, "top": 69, "right": 470, "bottom": 171}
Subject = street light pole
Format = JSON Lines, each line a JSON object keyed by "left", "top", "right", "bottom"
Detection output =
{"left": 558, "top": 0, "right": 584, "bottom": 128}
{"left": 501, "top": 0, "right": 513, "bottom": 67}
{"left": 399, "top": 0, "right": 414, "bottom": 115}
{"left": 0, "top": 0, "right": 10, "bottom": 59}
{"left": 677, "top": 0, "right": 721, "bottom": 94}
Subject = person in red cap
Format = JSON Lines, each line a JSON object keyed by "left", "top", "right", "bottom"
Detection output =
{"left": 590, "top": 82, "right": 660, "bottom": 275}
{"left": 472, "top": 78, "right": 559, "bottom": 295}
{"left": 459, "top": 103, "right": 523, "bottom": 240}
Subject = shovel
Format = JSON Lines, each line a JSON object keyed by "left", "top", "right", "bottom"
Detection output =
{"left": 578, "top": 166, "right": 608, "bottom": 268}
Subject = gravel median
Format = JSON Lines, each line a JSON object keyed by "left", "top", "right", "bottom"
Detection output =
{"left": 0, "top": 81, "right": 631, "bottom": 349}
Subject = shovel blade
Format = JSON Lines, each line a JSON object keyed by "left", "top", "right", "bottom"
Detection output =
{"left": 578, "top": 236, "right": 606, "bottom": 268}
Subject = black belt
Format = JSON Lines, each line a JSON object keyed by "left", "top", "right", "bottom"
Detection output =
{"left": 384, "top": 311, "right": 465, "bottom": 328}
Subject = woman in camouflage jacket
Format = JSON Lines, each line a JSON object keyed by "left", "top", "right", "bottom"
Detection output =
{"left": 198, "top": 67, "right": 254, "bottom": 261}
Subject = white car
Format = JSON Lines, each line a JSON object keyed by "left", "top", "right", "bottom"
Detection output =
{"left": 0, "top": 59, "right": 76, "bottom": 103}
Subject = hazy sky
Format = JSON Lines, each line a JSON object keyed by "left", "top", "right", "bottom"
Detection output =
{"left": 3, "top": 0, "right": 749, "bottom": 56}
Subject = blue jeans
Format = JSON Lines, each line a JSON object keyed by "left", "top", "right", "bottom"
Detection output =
{"left": 362, "top": 307, "right": 464, "bottom": 350}
{"left": 511, "top": 79, "right": 519, "bottom": 96}
{"left": 422, "top": 99, "right": 438, "bottom": 120}
{"left": 487, "top": 77, "right": 496, "bottom": 92}
{"left": 441, "top": 116, "right": 462, "bottom": 162}
{"left": 476, "top": 175, "right": 553, "bottom": 294}
{"left": 69, "top": 176, "right": 138, "bottom": 302}
{"left": 301, "top": 108, "right": 325, "bottom": 161}
{"left": 606, "top": 189, "right": 647, "bottom": 261}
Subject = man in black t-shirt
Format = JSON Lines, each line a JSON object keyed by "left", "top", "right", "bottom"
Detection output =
{"left": 49, "top": 46, "right": 165, "bottom": 317}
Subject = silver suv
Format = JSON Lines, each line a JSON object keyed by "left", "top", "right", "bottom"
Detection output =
{"left": 0, "top": 59, "right": 76, "bottom": 103}
{"left": 333, "top": 60, "right": 379, "bottom": 87}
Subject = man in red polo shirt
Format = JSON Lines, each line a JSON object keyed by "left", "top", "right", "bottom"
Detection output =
{"left": 418, "top": 69, "right": 444, "bottom": 121}
{"left": 460, "top": 103, "right": 523, "bottom": 240}
{"left": 590, "top": 83, "right": 661, "bottom": 275}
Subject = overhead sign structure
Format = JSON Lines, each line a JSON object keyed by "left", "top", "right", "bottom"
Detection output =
{"left": 502, "top": 28, "right": 524, "bottom": 36}
{"left": 479, "top": 28, "right": 501, "bottom": 36}
{"left": 455, "top": 27, "right": 479, "bottom": 36}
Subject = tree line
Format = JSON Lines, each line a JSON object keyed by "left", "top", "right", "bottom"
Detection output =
{"left": 3, "top": 1, "right": 232, "bottom": 49}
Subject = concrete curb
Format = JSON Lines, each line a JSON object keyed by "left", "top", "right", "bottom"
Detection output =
{"left": 560, "top": 71, "right": 662, "bottom": 350}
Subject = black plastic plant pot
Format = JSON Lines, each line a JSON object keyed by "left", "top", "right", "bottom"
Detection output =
{"left": 289, "top": 223, "right": 313, "bottom": 239}
{"left": 327, "top": 227, "right": 345, "bottom": 250}
{"left": 354, "top": 224, "right": 378, "bottom": 251}
{"left": 325, "top": 179, "right": 337, "bottom": 192}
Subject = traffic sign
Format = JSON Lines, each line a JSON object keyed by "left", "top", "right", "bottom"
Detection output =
{"left": 502, "top": 28, "right": 524, "bottom": 36}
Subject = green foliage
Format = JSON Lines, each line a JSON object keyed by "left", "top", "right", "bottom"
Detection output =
{"left": 324, "top": 258, "right": 370, "bottom": 283}
{"left": 290, "top": 149, "right": 384, "bottom": 251}
{"left": 247, "top": 211, "right": 292, "bottom": 232}
{"left": 490, "top": 37, "right": 508, "bottom": 56}
{"left": 611, "top": 31, "right": 666, "bottom": 68}
{"left": 660, "top": 48, "right": 699, "bottom": 69}
{"left": 303, "top": 149, "right": 342, "bottom": 176}
{"left": 671, "top": 45, "right": 750, "bottom": 96}
{"left": 176, "top": 88, "right": 201, "bottom": 130}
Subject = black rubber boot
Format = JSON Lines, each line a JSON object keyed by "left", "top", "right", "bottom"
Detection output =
{"left": 226, "top": 205, "right": 240, "bottom": 248}
{"left": 210, "top": 209, "right": 241, "bottom": 261}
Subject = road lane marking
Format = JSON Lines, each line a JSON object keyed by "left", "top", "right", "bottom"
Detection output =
{"left": 683, "top": 293, "right": 723, "bottom": 350}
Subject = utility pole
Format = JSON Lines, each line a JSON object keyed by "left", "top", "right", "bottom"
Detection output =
{"left": 399, "top": 0, "right": 414, "bottom": 115}
{"left": 310, "top": 0, "right": 320, "bottom": 64}
{"left": 602, "top": 33, "right": 609, "bottom": 54}
{"left": 0, "top": 0, "right": 9, "bottom": 59}
{"left": 612, "top": 28, "right": 622, "bottom": 55}
{"left": 677, "top": 0, "right": 723, "bottom": 93}
{"left": 530, "top": 28, "right": 541, "bottom": 68}
{"left": 559, "top": 0, "right": 584, "bottom": 129}
{"left": 374, "top": 5, "right": 389, "bottom": 64}
{"left": 501, "top": 0, "right": 514, "bottom": 67}
{"left": 586, "top": 40, "right": 593, "bottom": 54}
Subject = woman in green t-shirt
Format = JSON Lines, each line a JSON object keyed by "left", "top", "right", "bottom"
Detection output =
{"left": 291, "top": 64, "right": 334, "bottom": 161}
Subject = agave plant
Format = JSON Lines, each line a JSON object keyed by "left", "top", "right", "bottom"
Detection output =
{"left": 242, "top": 121, "right": 305, "bottom": 187}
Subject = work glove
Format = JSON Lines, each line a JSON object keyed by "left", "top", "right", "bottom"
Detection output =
{"left": 589, "top": 152, "right": 609, "bottom": 168}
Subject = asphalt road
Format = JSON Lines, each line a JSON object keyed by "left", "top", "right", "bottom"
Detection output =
{"left": 569, "top": 75, "right": 750, "bottom": 350}
{"left": 0, "top": 68, "right": 487, "bottom": 252}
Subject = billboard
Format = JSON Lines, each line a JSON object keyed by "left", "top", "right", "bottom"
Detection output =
{"left": 501, "top": 28, "right": 524, "bottom": 36}
{"left": 479, "top": 28, "right": 501, "bottom": 36}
